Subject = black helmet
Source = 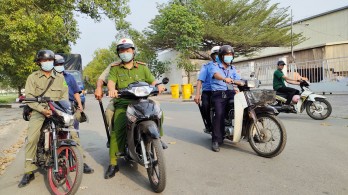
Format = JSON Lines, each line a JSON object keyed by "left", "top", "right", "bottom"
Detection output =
{"left": 277, "top": 60, "right": 286, "bottom": 66}
{"left": 218, "top": 45, "right": 234, "bottom": 63}
{"left": 35, "top": 50, "right": 55, "bottom": 62}
{"left": 54, "top": 54, "right": 65, "bottom": 65}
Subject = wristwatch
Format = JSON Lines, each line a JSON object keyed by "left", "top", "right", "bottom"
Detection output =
{"left": 223, "top": 78, "right": 226, "bottom": 83}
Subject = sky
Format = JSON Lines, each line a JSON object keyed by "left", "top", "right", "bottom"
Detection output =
{"left": 70, "top": 0, "right": 348, "bottom": 67}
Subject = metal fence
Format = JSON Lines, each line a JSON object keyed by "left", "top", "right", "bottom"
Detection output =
{"left": 255, "top": 57, "right": 348, "bottom": 86}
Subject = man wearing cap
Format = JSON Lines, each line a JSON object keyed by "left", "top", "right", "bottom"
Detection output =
{"left": 194, "top": 46, "right": 220, "bottom": 133}
{"left": 105, "top": 38, "right": 166, "bottom": 179}
{"left": 273, "top": 60, "right": 300, "bottom": 105}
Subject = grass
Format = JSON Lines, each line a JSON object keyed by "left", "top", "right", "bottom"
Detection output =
{"left": 0, "top": 95, "right": 17, "bottom": 104}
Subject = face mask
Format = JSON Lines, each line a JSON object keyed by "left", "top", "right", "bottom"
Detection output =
{"left": 40, "top": 61, "right": 54, "bottom": 71}
{"left": 54, "top": 65, "right": 65, "bottom": 73}
{"left": 215, "top": 55, "right": 220, "bottom": 63}
{"left": 223, "top": 56, "right": 234, "bottom": 64}
{"left": 119, "top": 53, "right": 134, "bottom": 63}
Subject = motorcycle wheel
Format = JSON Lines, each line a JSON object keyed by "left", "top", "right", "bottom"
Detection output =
{"left": 248, "top": 114, "right": 287, "bottom": 158}
{"left": 306, "top": 98, "right": 332, "bottom": 120}
{"left": 47, "top": 146, "right": 83, "bottom": 195}
{"left": 146, "top": 139, "right": 166, "bottom": 193}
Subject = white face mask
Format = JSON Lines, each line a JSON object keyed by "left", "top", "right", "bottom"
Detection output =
{"left": 40, "top": 61, "right": 54, "bottom": 71}
{"left": 54, "top": 65, "right": 65, "bottom": 73}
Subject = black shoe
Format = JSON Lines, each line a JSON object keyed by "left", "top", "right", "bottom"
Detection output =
{"left": 212, "top": 142, "right": 220, "bottom": 152}
{"left": 106, "top": 141, "right": 110, "bottom": 148}
{"left": 160, "top": 140, "right": 168, "bottom": 150}
{"left": 83, "top": 163, "right": 94, "bottom": 174}
{"left": 18, "top": 173, "right": 35, "bottom": 188}
{"left": 104, "top": 165, "right": 119, "bottom": 179}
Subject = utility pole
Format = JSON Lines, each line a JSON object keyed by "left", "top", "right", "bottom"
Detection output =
{"left": 291, "top": 9, "right": 295, "bottom": 63}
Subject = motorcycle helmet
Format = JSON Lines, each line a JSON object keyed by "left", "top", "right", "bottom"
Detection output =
{"left": 35, "top": 50, "right": 55, "bottom": 62}
{"left": 218, "top": 45, "right": 234, "bottom": 63}
{"left": 54, "top": 54, "right": 65, "bottom": 65}
{"left": 210, "top": 46, "right": 220, "bottom": 61}
{"left": 116, "top": 38, "right": 135, "bottom": 53}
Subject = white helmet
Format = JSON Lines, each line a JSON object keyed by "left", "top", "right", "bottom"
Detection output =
{"left": 210, "top": 46, "right": 221, "bottom": 55}
{"left": 116, "top": 38, "right": 135, "bottom": 52}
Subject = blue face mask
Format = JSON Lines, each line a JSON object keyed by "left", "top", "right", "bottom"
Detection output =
{"left": 119, "top": 53, "right": 134, "bottom": 63}
{"left": 223, "top": 56, "right": 234, "bottom": 64}
{"left": 40, "top": 61, "right": 54, "bottom": 71}
{"left": 54, "top": 65, "right": 65, "bottom": 73}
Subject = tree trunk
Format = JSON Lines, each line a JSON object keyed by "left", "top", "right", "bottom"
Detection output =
{"left": 18, "top": 86, "right": 22, "bottom": 97}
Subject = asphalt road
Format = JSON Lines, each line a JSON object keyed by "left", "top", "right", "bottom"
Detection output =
{"left": 0, "top": 94, "right": 347, "bottom": 195}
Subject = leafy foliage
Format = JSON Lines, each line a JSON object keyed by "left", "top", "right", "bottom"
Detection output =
{"left": 0, "top": 0, "right": 129, "bottom": 94}
{"left": 146, "top": 0, "right": 304, "bottom": 59}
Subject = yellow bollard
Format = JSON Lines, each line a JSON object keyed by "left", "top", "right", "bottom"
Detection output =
{"left": 181, "top": 84, "right": 192, "bottom": 100}
{"left": 170, "top": 84, "right": 180, "bottom": 99}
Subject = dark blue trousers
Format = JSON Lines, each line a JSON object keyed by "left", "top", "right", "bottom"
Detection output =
{"left": 201, "top": 91, "right": 212, "bottom": 130}
{"left": 212, "top": 90, "right": 235, "bottom": 143}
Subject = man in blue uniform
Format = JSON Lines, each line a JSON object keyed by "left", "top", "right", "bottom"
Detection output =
{"left": 210, "top": 45, "right": 242, "bottom": 152}
{"left": 194, "top": 46, "right": 220, "bottom": 133}
{"left": 53, "top": 54, "right": 94, "bottom": 174}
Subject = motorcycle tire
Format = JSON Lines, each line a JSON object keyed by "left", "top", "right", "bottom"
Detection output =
{"left": 306, "top": 98, "right": 332, "bottom": 120}
{"left": 46, "top": 146, "right": 83, "bottom": 195}
{"left": 248, "top": 114, "right": 287, "bottom": 158}
{"left": 146, "top": 139, "right": 166, "bottom": 193}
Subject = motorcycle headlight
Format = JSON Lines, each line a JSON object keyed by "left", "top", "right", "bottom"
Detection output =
{"left": 55, "top": 109, "right": 75, "bottom": 126}
{"left": 128, "top": 86, "right": 153, "bottom": 97}
{"left": 126, "top": 106, "right": 138, "bottom": 122}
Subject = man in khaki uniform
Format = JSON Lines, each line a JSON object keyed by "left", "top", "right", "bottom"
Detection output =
{"left": 19, "top": 50, "right": 68, "bottom": 188}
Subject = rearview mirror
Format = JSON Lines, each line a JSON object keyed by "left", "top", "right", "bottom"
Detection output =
{"left": 162, "top": 77, "right": 169, "bottom": 84}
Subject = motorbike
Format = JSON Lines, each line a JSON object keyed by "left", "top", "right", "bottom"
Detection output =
{"left": 202, "top": 79, "right": 287, "bottom": 158}
{"left": 21, "top": 97, "right": 83, "bottom": 195}
{"left": 272, "top": 80, "right": 332, "bottom": 120}
{"left": 106, "top": 78, "right": 169, "bottom": 193}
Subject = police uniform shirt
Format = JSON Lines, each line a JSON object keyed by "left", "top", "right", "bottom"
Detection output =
{"left": 63, "top": 71, "right": 81, "bottom": 102}
{"left": 210, "top": 62, "right": 241, "bottom": 91}
{"left": 108, "top": 61, "right": 155, "bottom": 89}
{"left": 197, "top": 61, "right": 217, "bottom": 92}
{"left": 25, "top": 70, "right": 68, "bottom": 112}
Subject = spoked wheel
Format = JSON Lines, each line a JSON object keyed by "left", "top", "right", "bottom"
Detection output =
{"left": 248, "top": 114, "right": 287, "bottom": 158}
{"left": 47, "top": 146, "right": 83, "bottom": 195}
{"left": 306, "top": 98, "right": 332, "bottom": 120}
{"left": 146, "top": 139, "right": 166, "bottom": 193}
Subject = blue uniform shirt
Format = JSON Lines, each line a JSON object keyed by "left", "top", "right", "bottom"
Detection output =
{"left": 63, "top": 72, "right": 81, "bottom": 101}
{"left": 211, "top": 62, "right": 241, "bottom": 91}
{"left": 198, "top": 61, "right": 217, "bottom": 91}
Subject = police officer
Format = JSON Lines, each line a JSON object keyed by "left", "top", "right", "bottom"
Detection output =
{"left": 53, "top": 55, "right": 94, "bottom": 174}
{"left": 105, "top": 38, "right": 165, "bottom": 179}
{"left": 210, "top": 45, "right": 242, "bottom": 152}
{"left": 194, "top": 46, "right": 220, "bottom": 132}
{"left": 19, "top": 50, "right": 68, "bottom": 187}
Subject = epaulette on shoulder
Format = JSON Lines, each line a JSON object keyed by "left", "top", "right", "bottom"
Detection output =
{"left": 136, "top": 61, "right": 147, "bottom": 66}
{"left": 111, "top": 61, "right": 122, "bottom": 67}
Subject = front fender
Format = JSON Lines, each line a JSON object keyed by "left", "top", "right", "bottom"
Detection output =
{"left": 255, "top": 105, "right": 279, "bottom": 115}
{"left": 307, "top": 94, "right": 326, "bottom": 102}
{"left": 137, "top": 121, "right": 160, "bottom": 139}
{"left": 57, "top": 139, "right": 77, "bottom": 147}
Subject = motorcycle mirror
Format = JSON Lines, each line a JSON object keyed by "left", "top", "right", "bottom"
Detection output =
{"left": 162, "top": 77, "right": 169, "bottom": 84}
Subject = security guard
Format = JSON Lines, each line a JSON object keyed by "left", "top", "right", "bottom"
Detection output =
{"left": 194, "top": 46, "right": 220, "bottom": 132}
{"left": 210, "top": 45, "right": 242, "bottom": 152}
{"left": 105, "top": 38, "right": 165, "bottom": 179}
{"left": 53, "top": 54, "right": 94, "bottom": 174}
{"left": 19, "top": 50, "right": 68, "bottom": 187}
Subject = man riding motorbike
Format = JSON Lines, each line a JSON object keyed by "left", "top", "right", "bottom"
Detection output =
{"left": 105, "top": 38, "right": 166, "bottom": 179}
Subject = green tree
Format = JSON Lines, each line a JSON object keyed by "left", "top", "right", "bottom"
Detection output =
{"left": 0, "top": 0, "right": 130, "bottom": 95}
{"left": 83, "top": 48, "right": 118, "bottom": 88}
{"left": 176, "top": 50, "right": 196, "bottom": 83}
{"left": 147, "top": 0, "right": 304, "bottom": 59}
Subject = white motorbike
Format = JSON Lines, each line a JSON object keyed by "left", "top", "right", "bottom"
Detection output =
{"left": 205, "top": 79, "right": 287, "bottom": 158}
{"left": 272, "top": 80, "right": 332, "bottom": 120}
